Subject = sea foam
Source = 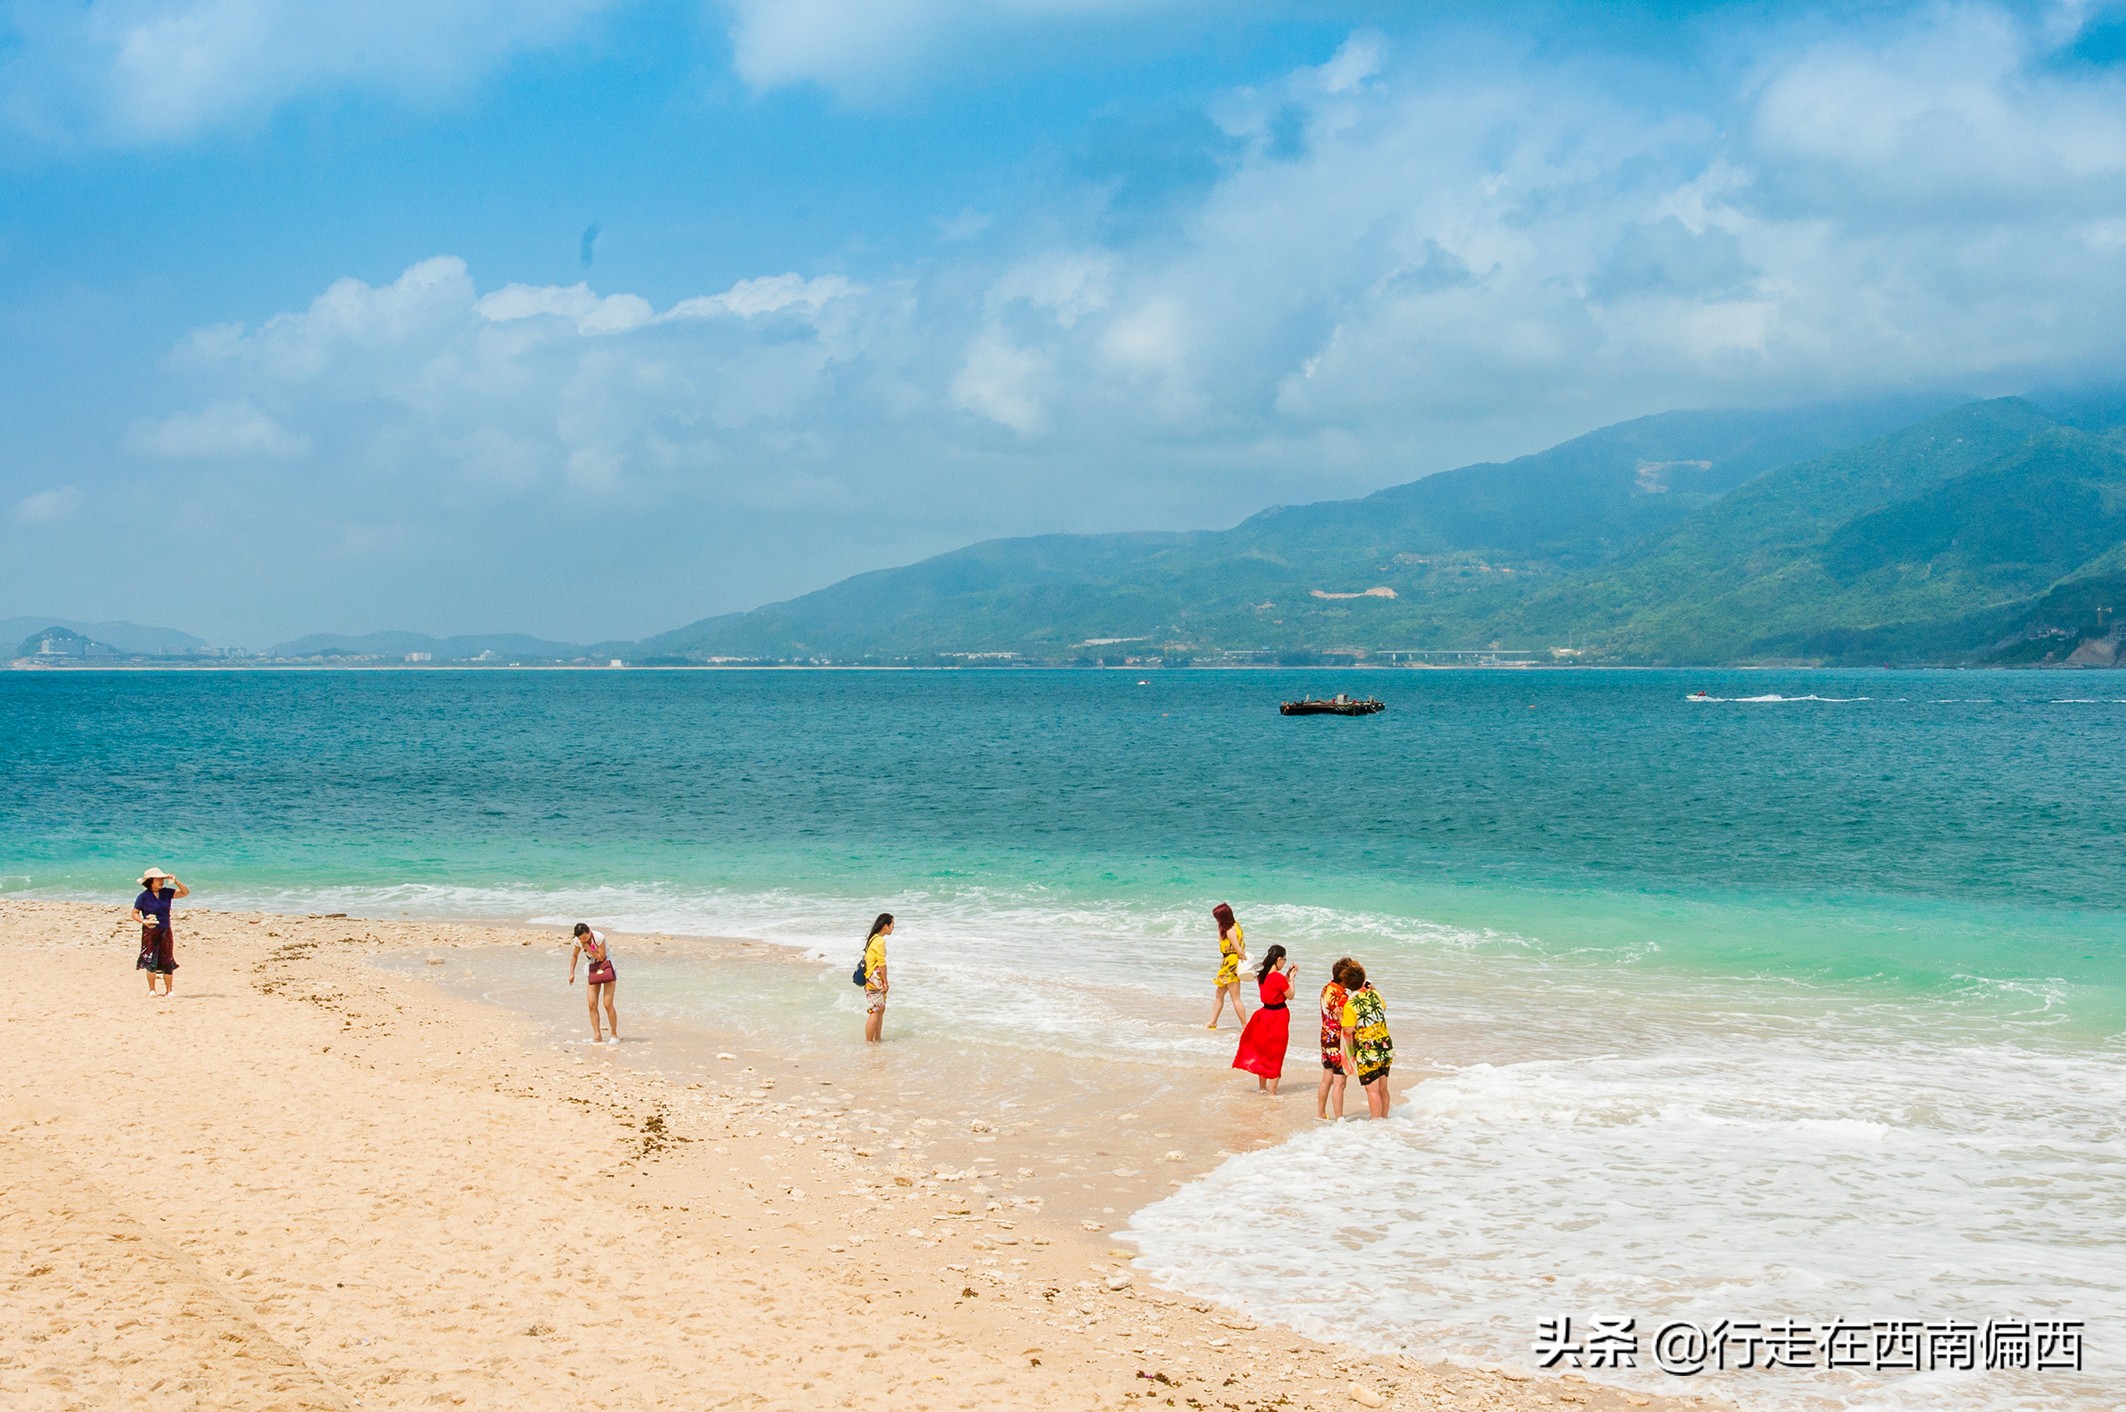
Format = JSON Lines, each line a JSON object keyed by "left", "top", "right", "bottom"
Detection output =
{"left": 1123, "top": 1034, "right": 2126, "bottom": 1411}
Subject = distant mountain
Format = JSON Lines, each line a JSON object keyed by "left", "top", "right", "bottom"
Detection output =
{"left": 12, "top": 625, "right": 127, "bottom": 661}
{"left": 0, "top": 617, "right": 212, "bottom": 656}
{"left": 639, "top": 397, "right": 1952, "bottom": 662}
{"left": 264, "top": 631, "right": 589, "bottom": 663}
{"left": 1491, "top": 398, "right": 2092, "bottom": 662}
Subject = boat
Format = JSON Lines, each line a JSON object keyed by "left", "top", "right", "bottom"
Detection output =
{"left": 1280, "top": 693, "right": 1384, "bottom": 716}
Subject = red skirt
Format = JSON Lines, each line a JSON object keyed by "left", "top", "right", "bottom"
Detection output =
{"left": 1232, "top": 1003, "right": 1290, "bottom": 1079}
{"left": 137, "top": 923, "right": 177, "bottom": 974}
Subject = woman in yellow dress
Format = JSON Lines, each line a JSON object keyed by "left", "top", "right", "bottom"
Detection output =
{"left": 862, "top": 912, "right": 894, "bottom": 1043}
{"left": 1205, "top": 901, "right": 1251, "bottom": 1029}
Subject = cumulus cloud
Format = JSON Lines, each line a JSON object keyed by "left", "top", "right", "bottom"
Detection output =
{"left": 1, "top": 0, "right": 618, "bottom": 143}
{"left": 111, "top": 3, "right": 2126, "bottom": 625}
{"left": 137, "top": 256, "right": 889, "bottom": 510}
{"left": 920, "top": 12, "right": 2126, "bottom": 455}
{"left": 1750, "top": 5, "right": 2126, "bottom": 215}
{"left": 128, "top": 399, "right": 310, "bottom": 459}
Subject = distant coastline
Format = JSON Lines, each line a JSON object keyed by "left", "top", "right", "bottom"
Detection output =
{"left": 18, "top": 393, "right": 2126, "bottom": 672}
{"left": 4, "top": 659, "right": 2060, "bottom": 673}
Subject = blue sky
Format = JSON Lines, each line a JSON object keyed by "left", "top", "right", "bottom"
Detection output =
{"left": 4, "top": 0, "right": 2126, "bottom": 646}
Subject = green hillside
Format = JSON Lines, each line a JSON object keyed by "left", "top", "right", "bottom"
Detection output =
{"left": 639, "top": 399, "right": 1943, "bottom": 661}
{"left": 1494, "top": 398, "right": 2080, "bottom": 660}
{"left": 630, "top": 394, "right": 2126, "bottom": 666}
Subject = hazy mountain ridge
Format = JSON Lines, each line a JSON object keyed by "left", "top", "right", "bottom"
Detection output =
{"left": 640, "top": 397, "right": 1954, "bottom": 661}
{"left": 20, "top": 393, "right": 2126, "bottom": 668}
{"left": 1, "top": 617, "right": 211, "bottom": 657}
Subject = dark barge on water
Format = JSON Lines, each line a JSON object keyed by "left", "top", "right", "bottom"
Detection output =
{"left": 1280, "top": 693, "right": 1385, "bottom": 716}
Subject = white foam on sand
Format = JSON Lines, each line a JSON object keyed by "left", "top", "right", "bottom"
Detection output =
{"left": 1121, "top": 1033, "right": 2126, "bottom": 1411}
{"left": 196, "top": 878, "right": 1539, "bottom": 1060}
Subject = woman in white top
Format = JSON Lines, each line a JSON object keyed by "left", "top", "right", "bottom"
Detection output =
{"left": 568, "top": 922, "right": 620, "bottom": 1044}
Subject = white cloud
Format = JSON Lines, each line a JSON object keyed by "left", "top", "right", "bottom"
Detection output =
{"left": 135, "top": 257, "right": 896, "bottom": 505}
{"left": 470, "top": 272, "right": 865, "bottom": 334}
{"left": 15, "top": 486, "right": 81, "bottom": 523}
{"left": 2, "top": 0, "right": 619, "bottom": 143}
{"left": 721, "top": 0, "right": 1187, "bottom": 99}
{"left": 926, "top": 11, "right": 2126, "bottom": 451}
{"left": 128, "top": 399, "right": 310, "bottom": 458}
{"left": 984, "top": 251, "right": 1113, "bottom": 327}
{"left": 107, "top": 4, "right": 2126, "bottom": 621}
{"left": 1750, "top": 6, "right": 2126, "bottom": 215}
{"left": 950, "top": 331, "right": 1050, "bottom": 433}
{"left": 476, "top": 283, "right": 657, "bottom": 334}
{"left": 667, "top": 272, "right": 866, "bottom": 319}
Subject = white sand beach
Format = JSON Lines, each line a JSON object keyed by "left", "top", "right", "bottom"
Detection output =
{"left": 1, "top": 899, "right": 1708, "bottom": 1412}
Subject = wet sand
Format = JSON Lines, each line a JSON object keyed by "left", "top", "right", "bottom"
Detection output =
{"left": 0, "top": 898, "right": 1711, "bottom": 1412}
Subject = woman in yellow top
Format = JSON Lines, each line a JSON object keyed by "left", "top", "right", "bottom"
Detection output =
{"left": 1205, "top": 901, "right": 1251, "bottom": 1029}
{"left": 862, "top": 912, "right": 894, "bottom": 1043}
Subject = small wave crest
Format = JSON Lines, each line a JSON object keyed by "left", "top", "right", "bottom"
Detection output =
{"left": 1686, "top": 693, "right": 1871, "bottom": 703}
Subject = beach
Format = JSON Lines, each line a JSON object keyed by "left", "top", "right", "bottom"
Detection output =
{"left": 6, "top": 669, "right": 2123, "bottom": 1411}
{"left": 0, "top": 898, "right": 1688, "bottom": 1412}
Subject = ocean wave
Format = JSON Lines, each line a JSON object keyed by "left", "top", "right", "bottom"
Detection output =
{"left": 1686, "top": 693, "right": 1872, "bottom": 703}
{"left": 1124, "top": 1040, "right": 2126, "bottom": 1411}
{"left": 181, "top": 877, "right": 1549, "bottom": 1060}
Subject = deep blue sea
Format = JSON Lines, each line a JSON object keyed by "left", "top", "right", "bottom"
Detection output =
{"left": 5, "top": 667, "right": 2122, "bottom": 1408}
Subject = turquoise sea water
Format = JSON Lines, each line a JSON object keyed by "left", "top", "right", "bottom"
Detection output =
{"left": 6, "top": 667, "right": 2124, "bottom": 1408}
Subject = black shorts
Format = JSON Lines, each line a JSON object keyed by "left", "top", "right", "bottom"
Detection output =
{"left": 1359, "top": 1064, "right": 1390, "bottom": 1087}
{"left": 1321, "top": 1057, "right": 1345, "bottom": 1074}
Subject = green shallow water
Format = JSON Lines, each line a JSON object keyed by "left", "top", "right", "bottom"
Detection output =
{"left": 4, "top": 666, "right": 2122, "bottom": 1034}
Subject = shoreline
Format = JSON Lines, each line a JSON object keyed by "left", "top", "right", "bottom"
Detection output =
{"left": 3, "top": 661, "right": 2054, "bottom": 673}
{"left": 1, "top": 897, "right": 1703, "bottom": 1412}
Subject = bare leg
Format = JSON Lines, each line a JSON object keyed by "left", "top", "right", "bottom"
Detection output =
{"left": 1205, "top": 987, "right": 1228, "bottom": 1028}
{"left": 1267, "top": 1074, "right": 1280, "bottom": 1095}
{"left": 1365, "top": 1074, "right": 1390, "bottom": 1119}
{"left": 865, "top": 1000, "right": 885, "bottom": 1043}
{"left": 601, "top": 985, "right": 619, "bottom": 1041}
{"left": 1318, "top": 1069, "right": 1346, "bottom": 1119}
{"left": 586, "top": 983, "right": 604, "bottom": 1042}
{"left": 1231, "top": 983, "right": 1249, "bottom": 1024}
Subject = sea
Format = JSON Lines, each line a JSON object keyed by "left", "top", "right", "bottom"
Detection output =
{"left": 4, "top": 667, "right": 2122, "bottom": 1410}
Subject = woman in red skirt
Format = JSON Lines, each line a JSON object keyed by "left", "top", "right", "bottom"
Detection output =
{"left": 132, "top": 867, "right": 188, "bottom": 997}
{"left": 1231, "top": 945, "right": 1297, "bottom": 1094}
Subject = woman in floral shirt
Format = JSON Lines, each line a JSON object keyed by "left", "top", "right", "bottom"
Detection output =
{"left": 1338, "top": 961, "right": 1395, "bottom": 1119}
{"left": 1317, "top": 957, "right": 1355, "bottom": 1121}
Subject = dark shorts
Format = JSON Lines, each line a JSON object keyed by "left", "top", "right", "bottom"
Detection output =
{"left": 1359, "top": 1064, "right": 1390, "bottom": 1088}
{"left": 1321, "top": 1056, "right": 1345, "bottom": 1075}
